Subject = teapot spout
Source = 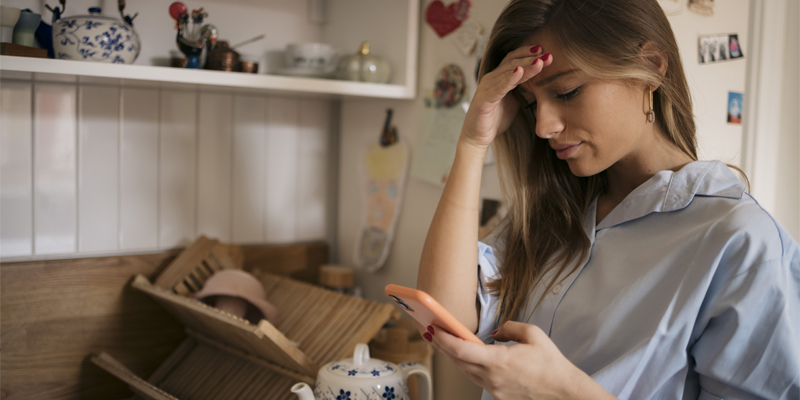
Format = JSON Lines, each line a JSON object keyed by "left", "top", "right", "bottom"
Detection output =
{"left": 291, "top": 383, "right": 315, "bottom": 400}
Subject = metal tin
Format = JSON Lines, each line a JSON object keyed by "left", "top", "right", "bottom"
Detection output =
{"left": 205, "top": 40, "right": 239, "bottom": 71}
{"left": 239, "top": 60, "right": 258, "bottom": 73}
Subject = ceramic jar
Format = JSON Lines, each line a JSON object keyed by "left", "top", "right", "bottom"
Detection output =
{"left": 291, "top": 344, "right": 431, "bottom": 400}
{"left": 12, "top": 11, "right": 40, "bottom": 47}
{"left": 337, "top": 42, "right": 392, "bottom": 84}
{"left": 0, "top": 6, "right": 21, "bottom": 43}
{"left": 53, "top": 7, "right": 140, "bottom": 64}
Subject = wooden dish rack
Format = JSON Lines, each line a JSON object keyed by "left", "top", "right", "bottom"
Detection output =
{"left": 92, "top": 237, "right": 400, "bottom": 400}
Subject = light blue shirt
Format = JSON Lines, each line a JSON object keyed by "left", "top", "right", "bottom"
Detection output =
{"left": 476, "top": 161, "right": 800, "bottom": 400}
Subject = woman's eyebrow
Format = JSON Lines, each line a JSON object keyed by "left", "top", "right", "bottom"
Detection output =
{"left": 535, "top": 69, "right": 578, "bottom": 87}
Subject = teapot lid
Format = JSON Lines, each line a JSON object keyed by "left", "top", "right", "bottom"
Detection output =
{"left": 325, "top": 344, "right": 397, "bottom": 378}
{"left": 62, "top": 7, "right": 121, "bottom": 23}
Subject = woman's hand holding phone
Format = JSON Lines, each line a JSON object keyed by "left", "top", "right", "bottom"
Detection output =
{"left": 460, "top": 45, "right": 553, "bottom": 151}
{"left": 386, "top": 285, "right": 616, "bottom": 399}
{"left": 431, "top": 321, "right": 618, "bottom": 400}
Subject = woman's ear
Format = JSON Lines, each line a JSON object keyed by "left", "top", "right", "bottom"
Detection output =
{"left": 640, "top": 40, "right": 668, "bottom": 88}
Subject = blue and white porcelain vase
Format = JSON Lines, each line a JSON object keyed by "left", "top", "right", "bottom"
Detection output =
{"left": 291, "top": 344, "right": 432, "bottom": 400}
{"left": 53, "top": 7, "right": 140, "bottom": 64}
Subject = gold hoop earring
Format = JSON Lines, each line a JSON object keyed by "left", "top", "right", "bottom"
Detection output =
{"left": 646, "top": 87, "right": 655, "bottom": 123}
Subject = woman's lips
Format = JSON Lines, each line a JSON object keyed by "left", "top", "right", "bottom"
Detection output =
{"left": 553, "top": 143, "right": 581, "bottom": 160}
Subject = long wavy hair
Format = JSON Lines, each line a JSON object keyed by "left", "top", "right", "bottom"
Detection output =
{"left": 480, "top": 0, "right": 699, "bottom": 325}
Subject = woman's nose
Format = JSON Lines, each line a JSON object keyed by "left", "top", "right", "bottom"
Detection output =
{"left": 534, "top": 103, "right": 565, "bottom": 139}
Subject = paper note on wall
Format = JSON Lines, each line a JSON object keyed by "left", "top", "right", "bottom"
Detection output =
{"left": 410, "top": 105, "right": 467, "bottom": 187}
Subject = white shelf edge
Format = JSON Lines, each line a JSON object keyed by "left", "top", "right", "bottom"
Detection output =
{"left": 0, "top": 56, "right": 415, "bottom": 100}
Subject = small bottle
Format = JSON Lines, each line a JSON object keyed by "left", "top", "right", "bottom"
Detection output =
{"left": 319, "top": 265, "right": 355, "bottom": 295}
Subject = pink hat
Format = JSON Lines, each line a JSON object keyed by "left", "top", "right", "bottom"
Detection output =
{"left": 193, "top": 269, "right": 279, "bottom": 325}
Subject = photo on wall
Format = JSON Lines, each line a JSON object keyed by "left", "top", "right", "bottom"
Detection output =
{"left": 728, "top": 34, "right": 743, "bottom": 59}
{"left": 698, "top": 33, "right": 744, "bottom": 64}
{"left": 727, "top": 91, "right": 743, "bottom": 124}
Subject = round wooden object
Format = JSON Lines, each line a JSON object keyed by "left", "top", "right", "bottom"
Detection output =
{"left": 319, "top": 265, "right": 355, "bottom": 289}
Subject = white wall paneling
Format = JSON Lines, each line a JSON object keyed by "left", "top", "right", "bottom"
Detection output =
{"left": 33, "top": 83, "right": 78, "bottom": 255}
{"left": 196, "top": 92, "right": 233, "bottom": 242}
{"left": 265, "top": 98, "right": 300, "bottom": 243}
{"left": 159, "top": 90, "right": 198, "bottom": 249}
{"left": 78, "top": 85, "right": 120, "bottom": 252}
{"left": 0, "top": 81, "right": 33, "bottom": 257}
{"left": 1, "top": 79, "right": 334, "bottom": 260}
{"left": 120, "top": 88, "right": 160, "bottom": 250}
{"left": 297, "top": 99, "right": 331, "bottom": 241}
{"left": 232, "top": 95, "right": 267, "bottom": 243}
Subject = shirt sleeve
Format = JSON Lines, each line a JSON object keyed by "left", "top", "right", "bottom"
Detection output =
{"left": 476, "top": 240, "right": 501, "bottom": 343}
{"left": 690, "top": 255, "right": 800, "bottom": 400}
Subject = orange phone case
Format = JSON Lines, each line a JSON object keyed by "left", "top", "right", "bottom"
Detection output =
{"left": 385, "top": 284, "right": 483, "bottom": 344}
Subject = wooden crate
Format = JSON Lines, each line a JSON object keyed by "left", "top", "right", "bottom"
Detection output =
{"left": 92, "top": 237, "right": 401, "bottom": 399}
{"left": 152, "top": 235, "right": 244, "bottom": 295}
{"left": 92, "top": 335, "right": 303, "bottom": 400}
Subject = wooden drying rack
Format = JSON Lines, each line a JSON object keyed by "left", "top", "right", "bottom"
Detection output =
{"left": 90, "top": 236, "right": 401, "bottom": 400}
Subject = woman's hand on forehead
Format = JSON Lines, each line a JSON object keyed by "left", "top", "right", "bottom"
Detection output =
{"left": 500, "top": 44, "right": 546, "bottom": 65}
{"left": 485, "top": 44, "right": 554, "bottom": 104}
{"left": 460, "top": 44, "right": 553, "bottom": 149}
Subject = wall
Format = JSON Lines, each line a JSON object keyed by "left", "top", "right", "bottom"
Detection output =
{"left": 337, "top": 2, "right": 507, "bottom": 399}
{"left": 336, "top": 1, "right": 758, "bottom": 399}
{"left": 665, "top": 0, "right": 750, "bottom": 165}
{"left": 773, "top": 0, "right": 800, "bottom": 239}
{"left": 744, "top": 0, "right": 800, "bottom": 240}
{"left": 0, "top": 82, "right": 334, "bottom": 259}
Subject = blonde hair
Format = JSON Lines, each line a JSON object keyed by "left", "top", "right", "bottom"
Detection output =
{"left": 480, "top": 0, "right": 700, "bottom": 325}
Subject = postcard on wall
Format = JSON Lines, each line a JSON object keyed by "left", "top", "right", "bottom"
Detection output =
{"left": 411, "top": 105, "right": 466, "bottom": 187}
{"left": 698, "top": 33, "right": 744, "bottom": 64}
{"left": 412, "top": 64, "right": 469, "bottom": 187}
{"left": 727, "top": 91, "right": 743, "bottom": 124}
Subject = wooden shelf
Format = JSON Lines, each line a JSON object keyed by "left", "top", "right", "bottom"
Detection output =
{"left": 0, "top": 56, "right": 415, "bottom": 99}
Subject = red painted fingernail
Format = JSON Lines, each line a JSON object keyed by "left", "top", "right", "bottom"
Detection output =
{"left": 542, "top": 53, "right": 551, "bottom": 62}
{"left": 423, "top": 332, "right": 433, "bottom": 342}
{"left": 531, "top": 57, "right": 540, "bottom": 65}
{"left": 427, "top": 326, "right": 435, "bottom": 335}
{"left": 530, "top": 45, "right": 541, "bottom": 53}
{"left": 514, "top": 66, "right": 520, "bottom": 73}
{"left": 491, "top": 329, "right": 498, "bottom": 335}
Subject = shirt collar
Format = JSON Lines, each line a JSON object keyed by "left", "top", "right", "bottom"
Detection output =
{"left": 595, "top": 160, "right": 746, "bottom": 230}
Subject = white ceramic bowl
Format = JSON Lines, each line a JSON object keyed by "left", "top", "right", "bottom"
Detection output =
{"left": 285, "top": 42, "right": 337, "bottom": 70}
{"left": 53, "top": 7, "right": 140, "bottom": 64}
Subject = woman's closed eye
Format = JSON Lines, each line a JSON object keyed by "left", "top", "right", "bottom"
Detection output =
{"left": 526, "top": 86, "right": 583, "bottom": 109}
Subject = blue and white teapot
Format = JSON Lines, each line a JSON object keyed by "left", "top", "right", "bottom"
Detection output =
{"left": 53, "top": 7, "right": 140, "bottom": 64}
{"left": 292, "top": 343, "right": 432, "bottom": 400}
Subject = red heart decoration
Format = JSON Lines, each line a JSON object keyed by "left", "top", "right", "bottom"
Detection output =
{"left": 426, "top": 1, "right": 462, "bottom": 38}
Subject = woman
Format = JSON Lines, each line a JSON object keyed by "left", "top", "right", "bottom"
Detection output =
{"left": 416, "top": 1, "right": 799, "bottom": 399}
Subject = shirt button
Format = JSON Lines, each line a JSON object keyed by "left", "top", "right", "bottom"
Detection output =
{"left": 552, "top": 284, "right": 562, "bottom": 294}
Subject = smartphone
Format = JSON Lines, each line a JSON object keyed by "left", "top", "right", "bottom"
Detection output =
{"left": 385, "top": 284, "right": 484, "bottom": 344}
